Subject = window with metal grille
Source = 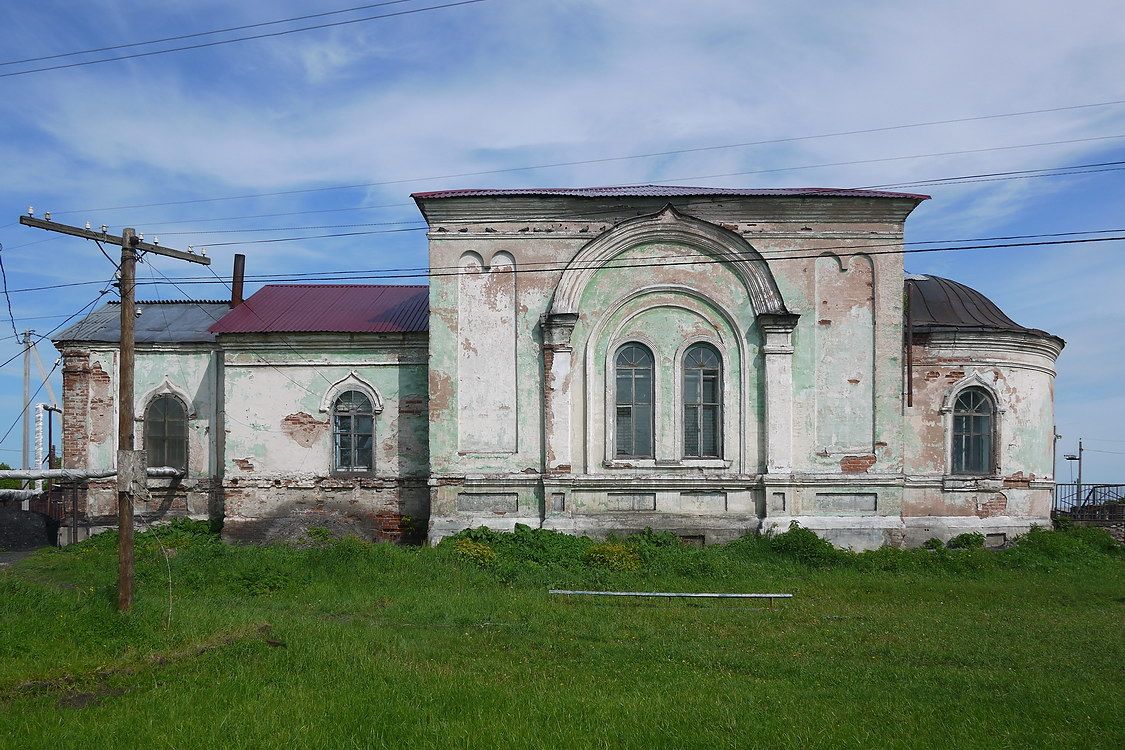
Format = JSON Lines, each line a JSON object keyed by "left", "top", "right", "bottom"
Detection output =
{"left": 144, "top": 395, "right": 187, "bottom": 471}
{"left": 951, "top": 387, "right": 994, "bottom": 475}
{"left": 615, "top": 343, "right": 654, "bottom": 458}
{"left": 333, "top": 390, "right": 374, "bottom": 472}
{"left": 683, "top": 343, "right": 722, "bottom": 458}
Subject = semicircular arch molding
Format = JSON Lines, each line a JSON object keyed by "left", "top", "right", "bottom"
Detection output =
{"left": 581, "top": 285, "right": 754, "bottom": 473}
{"left": 549, "top": 204, "right": 789, "bottom": 318}
{"left": 318, "top": 371, "right": 384, "bottom": 414}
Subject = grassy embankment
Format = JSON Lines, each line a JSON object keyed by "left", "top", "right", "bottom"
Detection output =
{"left": 1, "top": 522, "right": 1122, "bottom": 749}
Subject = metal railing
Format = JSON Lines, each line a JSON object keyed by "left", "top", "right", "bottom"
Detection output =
{"left": 1053, "top": 483, "right": 1125, "bottom": 515}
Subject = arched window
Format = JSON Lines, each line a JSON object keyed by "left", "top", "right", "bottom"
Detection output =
{"left": 683, "top": 343, "right": 722, "bottom": 458}
{"left": 144, "top": 395, "right": 187, "bottom": 471}
{"left": 615, "top": 343, "right": 654, "bottom": 458}
{"left": 333, "top": 390, "right": 374, "bottom": 472}
{"left": 952, "top": 387, "right": 994, "bottom": 475}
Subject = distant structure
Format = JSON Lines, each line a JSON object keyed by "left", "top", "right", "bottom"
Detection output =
{"left": 52, "top": 186, "right": 1063, "bottom": 548}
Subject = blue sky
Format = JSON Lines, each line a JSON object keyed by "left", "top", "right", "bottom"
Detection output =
{"left": 0, "top": 0, "right": 1122, "bottom": 480}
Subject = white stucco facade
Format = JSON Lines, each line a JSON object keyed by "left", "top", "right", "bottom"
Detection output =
{"left": 54, "top": 187, "right": 1063, "bottom": 549}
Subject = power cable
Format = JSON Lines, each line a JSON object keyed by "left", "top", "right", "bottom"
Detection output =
{"left": 0, "top": 243, "right": 21, "bottom": 339}
{"left": 144, "top": 260, "right": 339, "bottom": 401}
{"left": 37, "top": 154, "right": 1121, "bottom": 259}
{"left": 0, "top": 286, "right": 113, "bottom": 374}
{"left": 0, "top": 0, "right": 488, "bottom": 79}
{"left": 642, "top": 136, "right": 1125, "bottom": 188}
{"left": 0, "top": 358, "right": 59, "bottom": 445}
{"left": 5, "top": 228, "right": 1124, "bottom": 294}
{"left": 106, "top": 202, "right": 419, "bottom": 229}
{"left": 0, "top": 1, "right": 419, "bottom": 67}
{"left": 863, "top": 160, "right": 1125, "bottom": 189}
{"left": 116, "top": 159, "right": 1125, "bottom": 236}
{"left": 157, "top": 219, "right": 425, "bottom": 236}
{"left": 52, "top": 98, "right": 1125, "bottom": 216}
{"left": 155, "top": 227, "right": 1125, "bottom": 283}
{"left": 115, "top": 159, "right": 1125, "bottom": 239}
{"left": 142, "top": 259, "right": 327, "bottom": 438}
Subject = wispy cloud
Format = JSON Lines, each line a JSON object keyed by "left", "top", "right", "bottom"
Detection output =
{"left": 0, "top": 0, "right": 1122, "bottom": 472}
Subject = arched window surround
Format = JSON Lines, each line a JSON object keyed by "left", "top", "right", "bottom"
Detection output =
{"left": 135, "top": 378, "right": 194, "bottom": 472}
{"left": 594, "top": 289, "right": 744, "bottom": 471}
{"left": 678, "top": 339, "right": 725, "bottom": 460}
{"left": 318, "top": 371, "right": 384, "bottom": 415}
{"left": 940, "top": 373, "right": 1005, "bottom": 478}
{"left": 143, "top": 394, "right": 189, "bottom": 472}
{"left": 319, "top": 372, "right": 383, "bottom": 475}
{"left": 331, "top": 390, "right": 377, "bottom": 474}
{"left": 609, "top": 340, "right": 657, "bottom": 461}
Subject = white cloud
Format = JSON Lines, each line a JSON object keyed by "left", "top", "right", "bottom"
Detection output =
{"left": 0, "top": 0, "right": 1123, "bottom": 459}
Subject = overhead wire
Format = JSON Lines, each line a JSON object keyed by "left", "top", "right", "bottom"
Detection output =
{"left": 139, "top": 227, "right": 1125, "bottom": 283}
{"left": 142, "top": 257, "right": 330, "bottom": 437}
{"left": 0, "top": 358, "right": 59, "bottom": 445}
{"left": 0, "top": 0, "right": 489, "bottom": 79}
{"left": 129, "top": 160, "right": 1125, "bottom": 244}
{"left": 49, "top": 148, "right": 1125, "bottom": 240}
{"left": 116, "top": 159, "right": 1124, "bottom": 235}
{"left": 0, "top": 0, "right": 421, "bottom": 67}
{"left": 0, "top": 242, "right": 22, "bottom": 339}
{"left": 143, "top": 260, "right": 342, "bottom": 401}
{"left": 4, "top": 227, "right": 1124, "bottom": 294}
{"left": 51, "top": 98, "right": 1125, "bottom": 216}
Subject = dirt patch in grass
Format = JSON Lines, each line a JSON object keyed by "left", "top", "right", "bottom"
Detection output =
{"left": 1, "top": 622, "right": 275, "bottom": 705}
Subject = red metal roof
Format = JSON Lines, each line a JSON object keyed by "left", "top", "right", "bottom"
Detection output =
{"left": 412, "top": 185, "right": 931, "bottom": 201}
{"left": 208, "top": 285, "right": 428, "bottom": 335}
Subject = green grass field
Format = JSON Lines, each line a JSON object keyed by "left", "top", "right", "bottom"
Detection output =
{"left": 1, "top": 523, "right": 1122, "bottom": 749}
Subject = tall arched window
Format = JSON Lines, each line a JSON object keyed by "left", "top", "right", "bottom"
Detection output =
{"left": 145, "top": 395, "right": 187, "bottom": 471}
{"left": 952, "top": 387, "right": 994, "bottom": 475}
{"left": 333, "top": 390, "right": 375, "bottom": 472}
{"left": 615, "top": 343, "right": 654, "bottom": 458}
{"left": 683, "top": 343, "right": 722, "bottom": 458}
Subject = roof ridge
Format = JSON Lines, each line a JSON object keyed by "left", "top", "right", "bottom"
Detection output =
{"left": 259, "top": 283, "right": 428, "bottom": 289}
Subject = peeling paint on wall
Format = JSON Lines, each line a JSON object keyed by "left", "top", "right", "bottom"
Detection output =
{"left": 815, "top": 253, "right": 874, "bottom": 451}
{"left": 281, "top": 412, "right": 328, "bottom": 448}
{"left": 456, "top": 251, "right": 517, "bottom": 452}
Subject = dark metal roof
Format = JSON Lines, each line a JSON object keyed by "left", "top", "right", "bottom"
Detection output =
{"left": 52, "top": 300, "right": 230, "bottom": 344}
{"left": 208, "top": 284, "right": 428, "bottom": 335}
{"left": 412, "top": 185, "right": 931, "bottom": 201}
{"left": 906, "top": 275, "right": 1058, "bottom": 340}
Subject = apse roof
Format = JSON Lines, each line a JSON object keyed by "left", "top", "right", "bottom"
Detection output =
{"left": 905, "top": 274, "right": 1058, "bottom": 340}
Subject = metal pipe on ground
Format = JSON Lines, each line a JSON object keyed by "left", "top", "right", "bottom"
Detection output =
{"left": 548, "top": 590, "right": 792, "bottom": 599}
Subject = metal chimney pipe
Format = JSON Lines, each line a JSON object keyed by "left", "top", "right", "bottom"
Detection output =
{"left": 231, "top": 253, "right": 246, "bottom": 308}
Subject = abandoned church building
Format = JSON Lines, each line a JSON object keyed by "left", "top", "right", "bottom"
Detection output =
{"left": 52, "top": 186, "right": 1065, "bottom": 549}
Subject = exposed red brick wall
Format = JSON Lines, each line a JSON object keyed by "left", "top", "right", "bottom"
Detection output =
{"left": 60, "top": 349, "right": 91, "bottom": 471}
{"left": 976, "top": 493, "right": 1008, "bottom": 518}
{"left": 841, "top": 455, "right": 877, "bottom": 474}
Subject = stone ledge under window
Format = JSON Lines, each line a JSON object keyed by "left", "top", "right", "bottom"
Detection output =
{"left": 942, "top": 475, "right": 1003, "bottom": 492}
{"left": 603, "top": 458, "right": 731, "bottom": 470}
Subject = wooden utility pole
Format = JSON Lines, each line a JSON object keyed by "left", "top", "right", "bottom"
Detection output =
{"left": 117, "top": 228, "right": 137, "bottom": 610}
{"left": 18, "top": 214, "right": 210, "bottom": 611}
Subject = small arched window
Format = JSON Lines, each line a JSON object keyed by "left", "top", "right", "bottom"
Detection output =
{"left": 144, "top": 395, "right": 187, "bottom": 471}
{"left": 615, "top": 343, "right": 654, "bottom": 459}
{"left": 952, "top": 387, "right": 994, "bottom": 475}
{"left": 333, "top": 390, "right": 374, "bottom": 472}
{"left": 683, "top": 343, "right": 722, "bottom": 458}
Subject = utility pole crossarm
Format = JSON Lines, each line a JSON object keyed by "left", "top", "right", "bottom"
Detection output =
{"left": 17, "top": 214, "right": 213, "bottom": 611}
{"left": 18, "top": 215, "right": 211, "bottom": 265}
